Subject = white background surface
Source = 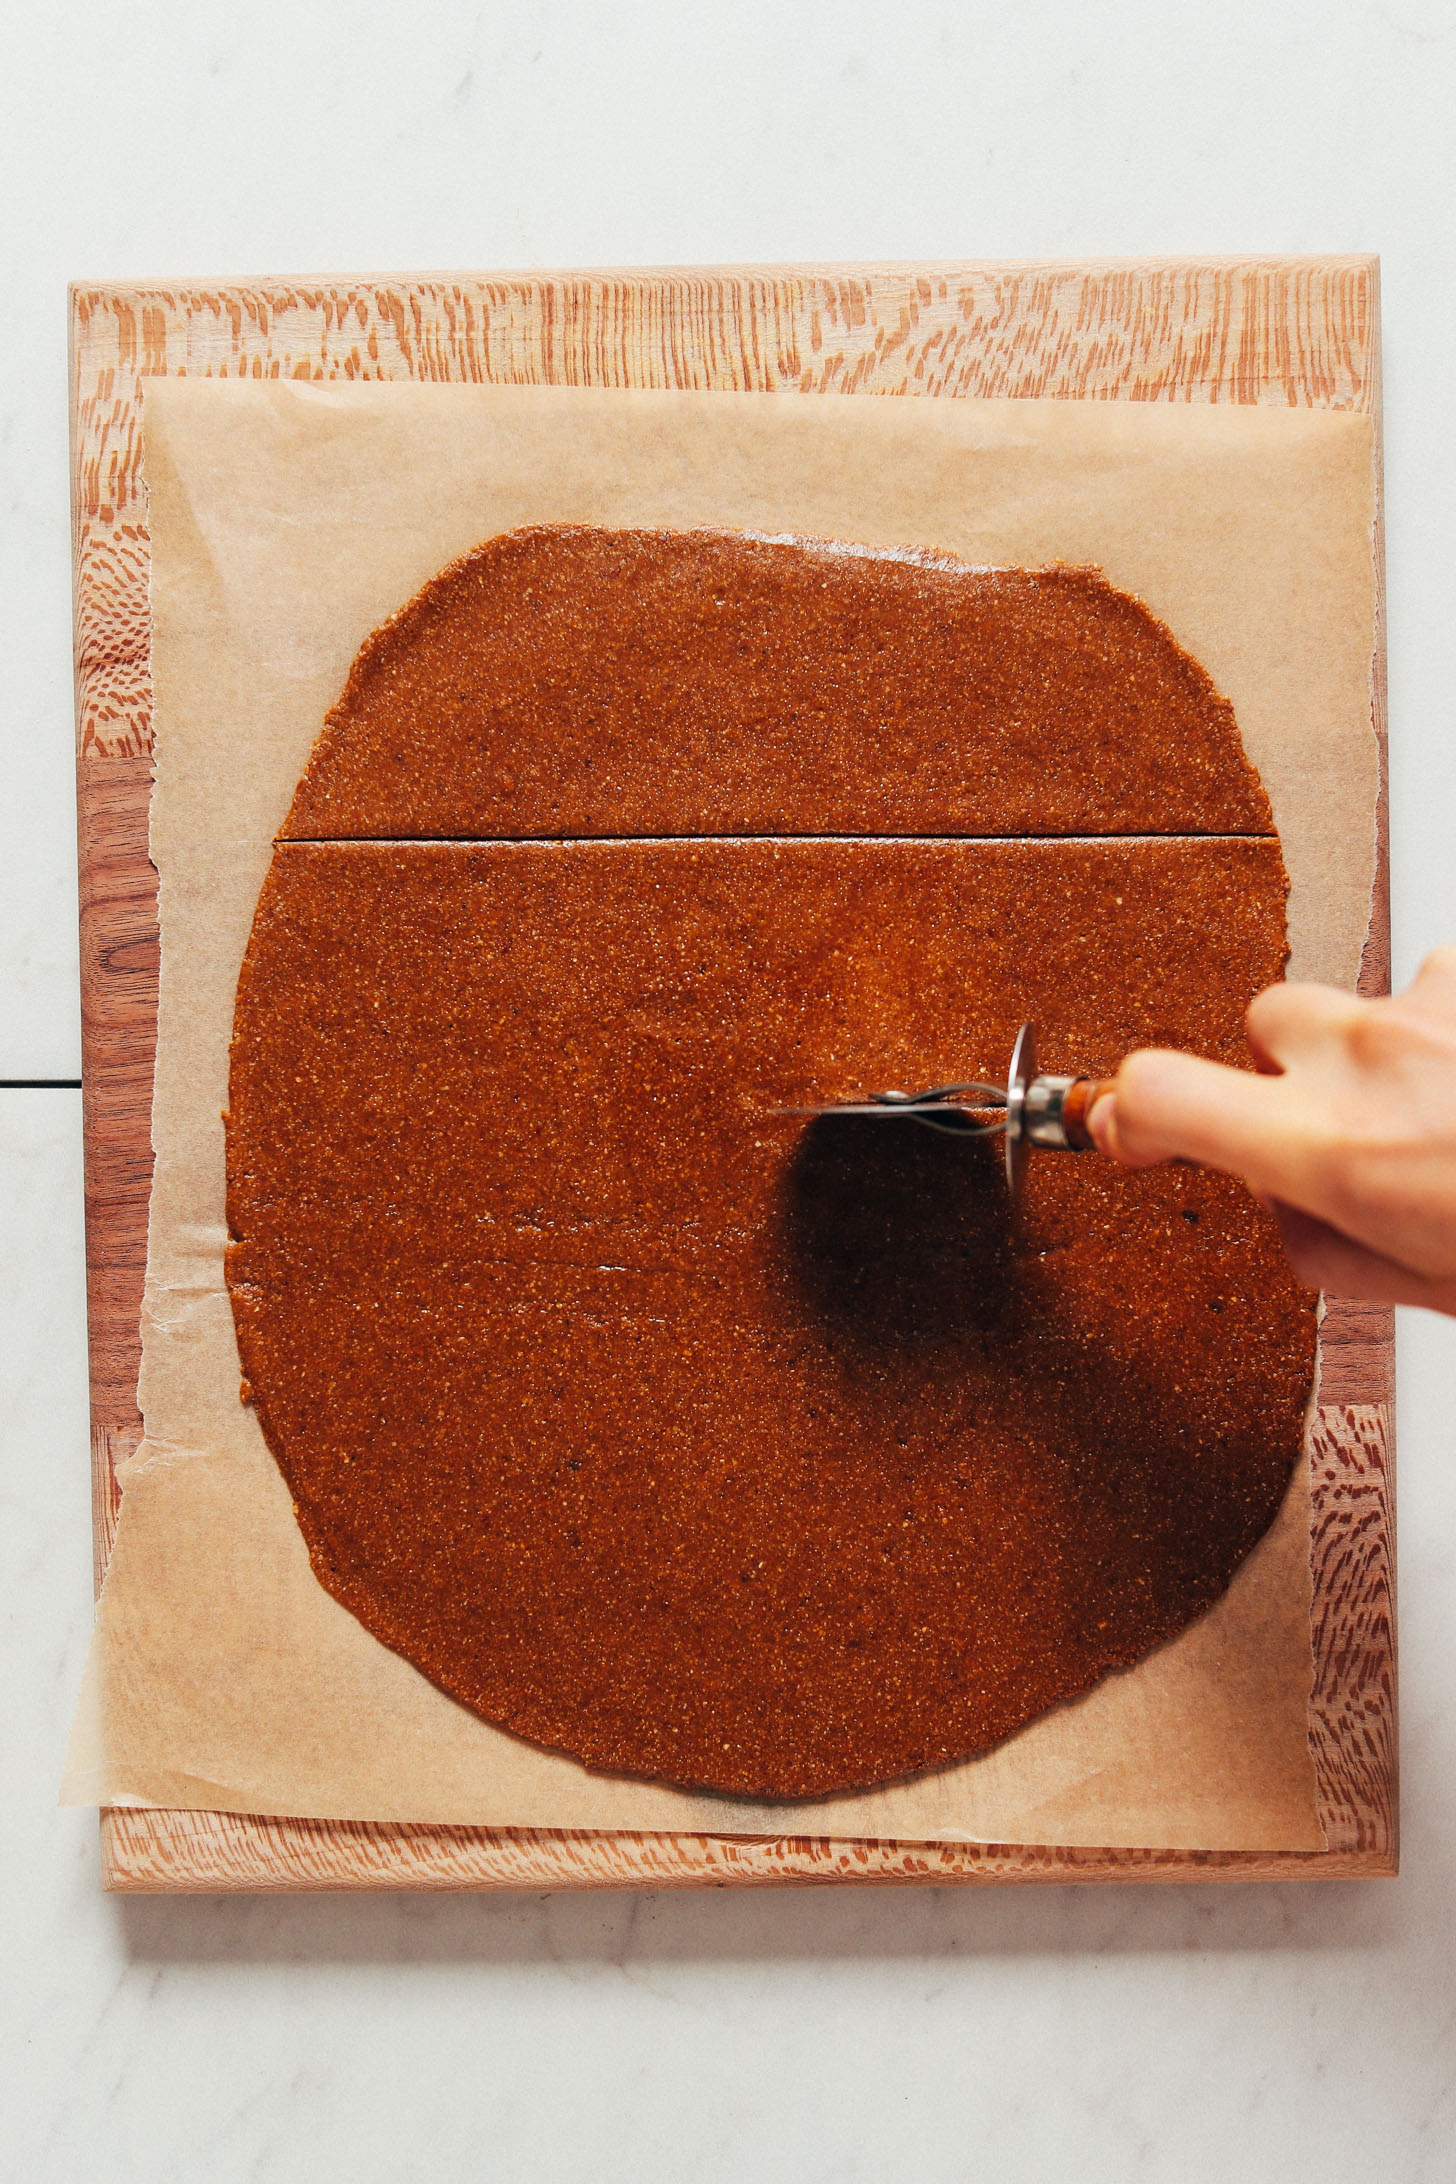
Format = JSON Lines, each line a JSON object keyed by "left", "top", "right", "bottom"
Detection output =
{"left": 4, "top": 3, "right": 1456, "bottom": 2178}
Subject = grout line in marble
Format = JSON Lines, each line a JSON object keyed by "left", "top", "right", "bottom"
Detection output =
{"left": 0, "top": 1079, "right": 82, "bottom": 1089}
{"left": 277, "top": 831, "right": 1281, "bottom": 848}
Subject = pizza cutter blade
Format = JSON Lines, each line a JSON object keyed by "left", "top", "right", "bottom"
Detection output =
{"left": 774, "top": 1022, "right": 1112, "bottom": 1194}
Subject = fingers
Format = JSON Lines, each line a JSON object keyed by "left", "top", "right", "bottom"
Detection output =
{"left": 1415, "top": 944, "right": 1456, "bottom": 992}
{"left": 1405, "top": 946, "right": 1456, "bottom": 1023}
{"left": 1086, "top": 965, "right": 1456, "bottom": 1319}
{"left": 1090, "top": 1064, "right": 1456, "bottom": 1310}
{"left": 1268, "top": 1199, "right": 1456, "bottom": 1313}
{"left": 1088, "top": 1048, "right": 1282, "bottom": 1173}
{"left": 1244, "top": 980, "right": 1360, "bottom": 1071}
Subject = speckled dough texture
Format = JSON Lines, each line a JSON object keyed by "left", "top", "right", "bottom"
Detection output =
{"left": 227, "top": 526, "right": 1315, "bottom": 1800}
{"left": 280, "top": 527, "right": 1273, "bottom": 842}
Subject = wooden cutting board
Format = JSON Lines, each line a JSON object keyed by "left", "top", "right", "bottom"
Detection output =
{"left": 71, "top": 257, "right": 1395, "bottom": 1891}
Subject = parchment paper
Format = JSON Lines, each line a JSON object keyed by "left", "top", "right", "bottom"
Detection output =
{"left": 64, "top": 382, "right": 1377, "bottom": 1847}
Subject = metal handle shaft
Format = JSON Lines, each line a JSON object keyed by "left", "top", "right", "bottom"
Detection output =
{"left": 1022, "top": 1073, "right": 1114, "bottom": 1152}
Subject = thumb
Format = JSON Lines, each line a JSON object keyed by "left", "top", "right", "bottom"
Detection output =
{"left": 1090, "top": 1048, "right": 1285, "bottom": 1177}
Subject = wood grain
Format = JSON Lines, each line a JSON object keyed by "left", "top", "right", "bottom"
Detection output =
{"left": 75, "top": 756, "right": 155, "bottom": 1442}
{"left": 71, "top": 257, "right": 1394, "bottom": 1890}
{"left": 103, "top": 1812, "right": 1393, "bottom": 1895}
{"left": 1307, "top": 1405, "right": 1396, "bottom": 1855}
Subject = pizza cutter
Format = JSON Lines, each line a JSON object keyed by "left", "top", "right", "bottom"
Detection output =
{"left": 778, "top": 1023, "right": 1113, "bottom": 1194}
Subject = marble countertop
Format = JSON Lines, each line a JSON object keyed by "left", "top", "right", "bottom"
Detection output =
{"left": 5, "top": 3, "right": 1456, "bottom": 2177}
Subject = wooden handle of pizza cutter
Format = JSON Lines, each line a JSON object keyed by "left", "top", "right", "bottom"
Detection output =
{"left": 1059, "top": 1077, "right": 1115, "bottom": 1152}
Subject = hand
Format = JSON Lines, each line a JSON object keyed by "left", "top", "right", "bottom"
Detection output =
{"left": 1087, "top": 948, "right": 1456, "bottom": 1315}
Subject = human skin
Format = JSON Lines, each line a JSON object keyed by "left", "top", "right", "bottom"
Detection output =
{"left": 1089, "top": 948, "right": 1456, "bottom": 1317}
